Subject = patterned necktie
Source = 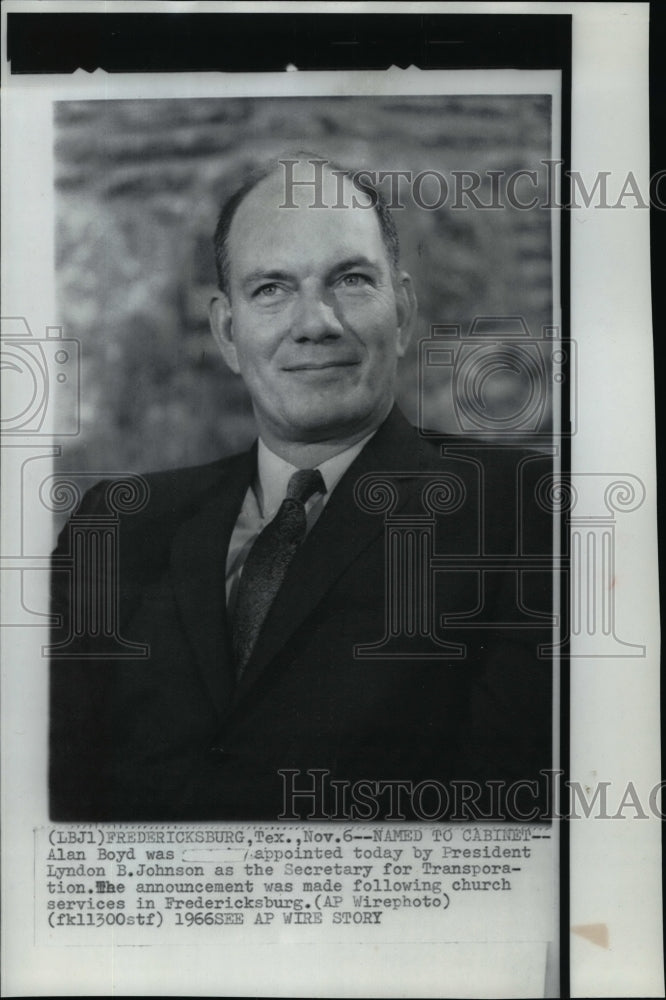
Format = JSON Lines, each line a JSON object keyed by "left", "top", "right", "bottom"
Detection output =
{"left": 232, "top": 468, "right": 325, "bottom": 675}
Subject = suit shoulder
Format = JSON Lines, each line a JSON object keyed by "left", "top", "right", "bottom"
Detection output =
{"left": 139, "top": 453, "right": 239, "bottom": 509}
{"left": 55, "top": 450, "right": 252, "bottom": 541}
{"left": 52, "top": 449, "right": 254, "bottom": 573}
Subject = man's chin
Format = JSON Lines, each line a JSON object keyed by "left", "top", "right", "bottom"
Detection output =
{"left": 280, "top": 403, "right": 379, "bottom": 444}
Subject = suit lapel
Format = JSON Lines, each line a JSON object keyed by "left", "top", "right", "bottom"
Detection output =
{"left": 170, "top": 448, "right": 255, "bottom": 718}
{"left": 234, "top": 407, "right": 426, "bottom": 702}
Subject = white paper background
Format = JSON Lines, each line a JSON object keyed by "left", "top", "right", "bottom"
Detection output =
{"left": 1, "top": 2, "right": 661, "bottom": 997}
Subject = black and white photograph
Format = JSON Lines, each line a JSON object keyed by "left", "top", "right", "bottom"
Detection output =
{"left": 47, "top": 93, "right": 558, "bottom": 825}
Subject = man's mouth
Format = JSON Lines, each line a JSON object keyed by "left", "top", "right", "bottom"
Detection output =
{"left": 283, "top": 361, "right": 360, "bottom": 372}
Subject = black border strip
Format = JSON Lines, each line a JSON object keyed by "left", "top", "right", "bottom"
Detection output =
{"left": 559, "top": 28, "right": 572, "bottom": 999}
{"left": 649, "top": 4, "right": 666, "bottom": 990}
{"left": 7, "top": 12, "right": 569, "bottom": 74}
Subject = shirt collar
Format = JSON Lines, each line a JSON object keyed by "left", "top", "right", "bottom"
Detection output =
{"left": 255, "top": 432, "right": 375, "bottom": 520}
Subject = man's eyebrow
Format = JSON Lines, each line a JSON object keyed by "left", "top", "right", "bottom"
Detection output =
{"left": 240, "top": 269, "right": 293, "bottom": 288}
{"left": 329, "top": 256, "right": 382, "bottom": 276}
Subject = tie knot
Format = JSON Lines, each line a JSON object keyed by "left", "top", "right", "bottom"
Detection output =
{"left": 286, "top": 468, "right": 326, "bottom": 504}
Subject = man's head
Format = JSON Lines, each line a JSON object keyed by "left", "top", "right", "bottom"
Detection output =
{"left": 209, "top": 156, "right": 417, "bottom": 455}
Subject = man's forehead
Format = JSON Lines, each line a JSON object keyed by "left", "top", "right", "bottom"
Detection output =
{"left": 227, "top": 166, "right": 386, "bottom": 263}
{"left": 243, "top": 163, "right": 357, "bottom": 211}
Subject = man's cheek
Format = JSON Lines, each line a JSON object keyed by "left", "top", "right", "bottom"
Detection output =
{"left": 347, "top": 301, "right": 398, "bottom": 337}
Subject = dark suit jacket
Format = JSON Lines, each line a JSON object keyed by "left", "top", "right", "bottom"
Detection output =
{"left": 49, "top": 407, "right": 553, "bottom": 821}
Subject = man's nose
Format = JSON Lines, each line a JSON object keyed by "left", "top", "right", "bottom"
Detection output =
{"left": 291, "top": 289, "right": 343, "bottom": 342}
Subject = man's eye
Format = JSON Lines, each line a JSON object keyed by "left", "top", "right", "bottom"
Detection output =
{"left": 254, "top": 283, "right": 280, "bottom": 298}
{"left": 339, "top": 273, "right": 370, "bottom": 289}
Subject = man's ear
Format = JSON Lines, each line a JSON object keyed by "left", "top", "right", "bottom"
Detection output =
{"left": 394, "top": 272, "right": 418, "bottom": 358}
{"left": 209, "top": 294, "right": 241, "bottom": 375}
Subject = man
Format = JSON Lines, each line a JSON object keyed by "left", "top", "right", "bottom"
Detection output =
{"left": 49, "top": 156, "right": 552, "bottom": 821}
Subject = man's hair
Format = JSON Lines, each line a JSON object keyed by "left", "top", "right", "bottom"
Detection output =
{"left": 213, "top": 153, "right": 401, "bottom": 295}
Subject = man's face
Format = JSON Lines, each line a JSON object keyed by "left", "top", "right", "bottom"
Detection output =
{"left": 210, "top": 168, "right": 416, "bottom": 448}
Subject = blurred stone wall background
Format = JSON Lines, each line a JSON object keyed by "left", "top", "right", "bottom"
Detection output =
{"left": 54, "top": 94, "right": 553, "bottom": 474}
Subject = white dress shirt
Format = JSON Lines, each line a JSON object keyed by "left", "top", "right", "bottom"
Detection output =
{"left": 225, "top": 432, "right": 375, "bottom": 611}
